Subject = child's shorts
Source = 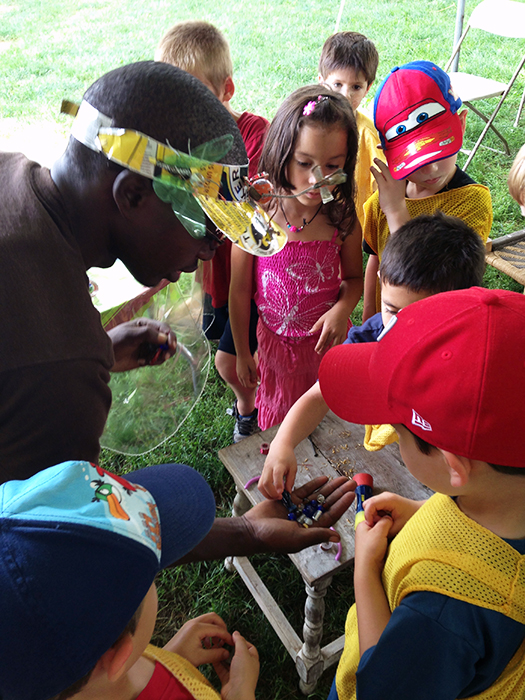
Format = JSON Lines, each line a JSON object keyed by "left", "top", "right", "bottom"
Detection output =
{"left": 217, "top": 299, "right": 259, "bottom": 357}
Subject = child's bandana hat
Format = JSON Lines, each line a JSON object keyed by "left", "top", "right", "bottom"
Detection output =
{"left": 374, "top": 60, "right": 463, "bottom": 180}
{"left": 319, "top": 287, "right": 525, "bottom": 469}
{"left": 0, "top": 461, "right": 216, "bottom": 700}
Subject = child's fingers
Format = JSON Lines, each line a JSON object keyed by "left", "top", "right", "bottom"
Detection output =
{"left": 198, "top": 625, "right": 233, "bottom": 647}
{"left": 200, "top": 647, "right": 231, "bottom": 664}
{"left": 283, "top": 469, "right": 296, "bottom": 496}
{"left": 259, "top": 462, "right": 283, "bottom": 499}
{"left": 363, "top": 493, "right": 395, "bottom": 524}
{"left": 232, "top": 631, "right": 259, "bottom": 661}
{"left": 212, "top": 659, "right": 230, "bottom": 685}
{"left": 192, "top": 612, "right": 228, "bottom": 629}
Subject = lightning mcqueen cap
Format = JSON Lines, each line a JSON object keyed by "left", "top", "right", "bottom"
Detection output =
{"left": 319, "top": 287, "right": 525, "bottom": 469}
{"left": 374, "top": 60, "right": 464, "bottom": 179}
{"left": 0, "top": 460, "right": 216, "bottom": 700}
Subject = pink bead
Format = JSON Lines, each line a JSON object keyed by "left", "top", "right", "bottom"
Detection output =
{"left": 289, "top": 225, "right": 297, "bottom": 233}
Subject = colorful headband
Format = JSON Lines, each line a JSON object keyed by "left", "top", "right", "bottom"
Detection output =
{"left": 303, "top": 95, "right": 330, "bottom": 116}
{"left": 63, "top": 99, "right": 288, "bottom": 257}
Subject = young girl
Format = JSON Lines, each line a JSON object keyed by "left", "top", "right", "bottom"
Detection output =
{"left": 229, "top": 85, "right": 363, "bottom": 432}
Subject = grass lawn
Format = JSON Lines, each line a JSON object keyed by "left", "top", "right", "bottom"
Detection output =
{"left": 2, "top": 0, "right": 525, "bottom": 697}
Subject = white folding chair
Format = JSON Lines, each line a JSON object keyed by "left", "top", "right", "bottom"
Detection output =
{"left": 445, "top": 0, "right": 525, "bottom": 170}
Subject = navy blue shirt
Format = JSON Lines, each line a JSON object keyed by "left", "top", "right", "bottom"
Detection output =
{"left": 344, "top": 313, "right": 384, "bottom": 345}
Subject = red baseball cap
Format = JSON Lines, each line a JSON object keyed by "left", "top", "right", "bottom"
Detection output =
{"left": 374, "top": 61, "right": 464, "bottom": 180}
{"left": 319, "top": 287, "right": 525, "bottom": 467}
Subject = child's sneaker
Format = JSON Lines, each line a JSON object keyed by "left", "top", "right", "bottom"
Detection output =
{"left": 230, "top": 401, "right": 260, "bottom": 443}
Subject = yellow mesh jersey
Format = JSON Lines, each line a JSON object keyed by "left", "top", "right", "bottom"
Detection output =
{"left": 363, "top": 423, "right": 397, "bottom": 451}
{"left": 355, "top": 111, "right": 386, "bottom": 231}
{"left": 336, "top": 493, "right": 525, "bottom": 700}
{"left": 143, "top": 644, "right": 221, "bottom": 700}
{"left": 363, "top": 183, "right": 493, "bottom": 313}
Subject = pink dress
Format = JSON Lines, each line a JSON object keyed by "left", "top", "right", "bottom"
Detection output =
{"left": 254, "top": 230, "right": 342, "bottom": 430}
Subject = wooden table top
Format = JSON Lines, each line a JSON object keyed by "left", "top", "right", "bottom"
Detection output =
{"left": 218, "top": 411, "right": 432, "bottom": 586}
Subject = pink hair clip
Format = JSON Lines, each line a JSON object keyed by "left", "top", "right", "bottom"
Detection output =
{"left": 303, "top": 95, "right": 329, "bottom": 116}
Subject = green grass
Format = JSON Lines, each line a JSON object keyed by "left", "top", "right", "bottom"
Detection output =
{"left": 3, "top": 0, "right": 525, "bottom": 696}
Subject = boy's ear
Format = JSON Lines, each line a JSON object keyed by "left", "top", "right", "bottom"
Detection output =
{"left": 112, "top": 171, "right": 154, "bottom": 218}
{"left": 441, "top": 450, "right": 472, "bottom": 488}
{"left": 458, "top": 109, "right": 468, "bottom": 134}
{"left": 222, "top": 76, "right": 235, "bottom": 103}
{"left": 99, "top": 633, "right": 135, "bottom": 683}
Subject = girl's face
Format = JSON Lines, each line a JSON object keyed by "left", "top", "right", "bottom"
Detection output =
{"left": 286, "top": 124, "right": 348, "bottom": 208}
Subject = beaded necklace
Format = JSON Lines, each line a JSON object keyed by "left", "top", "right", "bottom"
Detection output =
{"left": 280, "top": 201, "right": 323, "bottom": 233}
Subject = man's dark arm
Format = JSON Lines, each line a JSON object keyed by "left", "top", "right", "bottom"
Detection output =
{"left": 176, "top": 476, "right": 355, "bottom": 564}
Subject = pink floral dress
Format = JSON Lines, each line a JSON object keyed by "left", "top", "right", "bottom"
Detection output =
{"left": 254, "top": 230, "right": 342, "bottom": 430}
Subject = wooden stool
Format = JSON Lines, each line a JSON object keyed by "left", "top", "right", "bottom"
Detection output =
{"left": 218, "top": 411, "right": 431, "bottom": 694}
{"left": 486, "top": 229, "right": 525, "bottom": 291}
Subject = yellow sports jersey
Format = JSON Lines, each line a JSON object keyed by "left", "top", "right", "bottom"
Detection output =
{"left": 363, "top": 181, "right": 493, "bottom": 312}
{"left": 336, "top": 493, "right": 525, "bottom": 700}
{"left": 355, "top": 110, "right": 386, "bottom": 231}
{"left": 143, "top": 645, "right": 221, "bottom": 699}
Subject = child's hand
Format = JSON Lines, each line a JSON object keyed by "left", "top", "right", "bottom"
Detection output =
{"left": 258, "top": 444, "right": 297, "bottom": 498}
{"left": 163, "top": 612, "right": 232, "bottom": 666}
{"left": 214, "top": 630, "right": 259, "bottom": 700}
{"left": 370, "top": 158, "right": 408, "bottom": 230}
{"left": 235, "top": 353, "right": 258, "bottom": 389}
{"left": 311, "top": 307, "right": 348, "bottom": 354}
{"left": 355, "top": 514, "right": 393, "bottom": 577}
{"left": 364, "top": 492, "right": 426, "bottom": 537}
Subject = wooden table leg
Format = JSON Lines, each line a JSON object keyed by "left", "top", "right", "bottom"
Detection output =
{"left": 296, "top": 575, "right": 333, "bottom": 695}
{"left": 225, "top": 486, "right": 252, "bottom": 572}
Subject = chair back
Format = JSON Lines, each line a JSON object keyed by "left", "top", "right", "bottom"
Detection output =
{"left": 468, "top": 0, "right": 525, "bottom": 39}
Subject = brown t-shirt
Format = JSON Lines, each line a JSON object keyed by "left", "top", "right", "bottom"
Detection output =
{"left": 0, "top": 152, "right": 114, "bottom": 482}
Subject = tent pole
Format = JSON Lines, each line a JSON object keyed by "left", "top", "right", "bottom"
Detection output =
{"left": 452, "top": 0, "right": 466, "bottom": 72}
{"left": 335, "top": 0, "right": 346, "bottom": 32}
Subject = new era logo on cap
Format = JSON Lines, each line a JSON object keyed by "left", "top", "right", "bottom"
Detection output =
{"left": 412, "top": 409, "right": 432, "bottom": 432}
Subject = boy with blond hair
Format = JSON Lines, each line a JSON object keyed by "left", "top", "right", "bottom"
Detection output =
{"left": 156, "top": 21, "right": 268, "bottom": 442}
{"left": 319, "top": 286, "right": 525, "bottom": 700}
{"left": 318, "top": 31, "right": 386, "bottom": 227}
{"left": 362, "top": 60, "right": 493, "bottom": 320}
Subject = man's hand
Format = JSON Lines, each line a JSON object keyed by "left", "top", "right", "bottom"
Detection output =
{"left": 175, "top": 476, "right": 355, "bottom": 564}
{"left": 243, "top": 476, "right": 356, "bottom": 552}
{"left": 107, "top": 318, "right": 177, "bottom": 371}
{"left": 163, "top": 612, "right": 232, "bottom": 666}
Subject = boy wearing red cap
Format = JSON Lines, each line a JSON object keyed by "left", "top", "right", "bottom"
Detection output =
{"left": 362, "top": 60, "right": 493, "bottom": 320}
{"left": 318, "top": 287, "right": 525, "bottom": 700}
